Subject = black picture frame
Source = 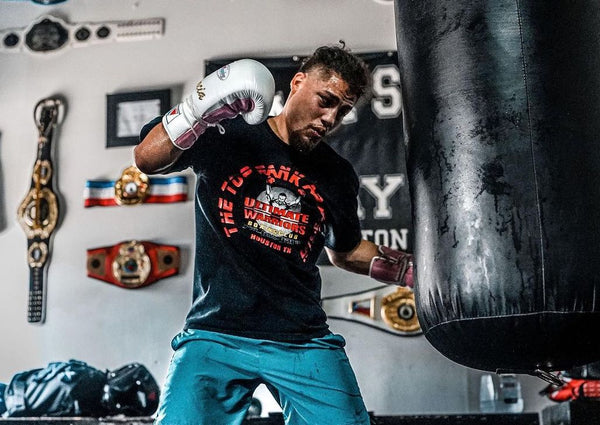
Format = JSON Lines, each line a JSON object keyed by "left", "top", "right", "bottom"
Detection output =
{"left": 106, "top": 89, "right": 171, "bottom": 147}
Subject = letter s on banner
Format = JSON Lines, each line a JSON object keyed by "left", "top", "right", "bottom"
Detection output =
{"left": 371, "top": 64, "right": 402, "bottom": 119}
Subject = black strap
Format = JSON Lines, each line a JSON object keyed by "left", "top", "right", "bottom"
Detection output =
{"left": 28, "top": 264, "right": 45, "bottom": 323}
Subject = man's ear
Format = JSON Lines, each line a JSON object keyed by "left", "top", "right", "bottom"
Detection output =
{"left": 289, "top": 72, "right": 307, "bottom": 95}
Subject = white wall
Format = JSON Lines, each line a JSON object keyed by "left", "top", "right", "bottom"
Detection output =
{"left": 0, "top": 0, "right": 553, "bottom": 417}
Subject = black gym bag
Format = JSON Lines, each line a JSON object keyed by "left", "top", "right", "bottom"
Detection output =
{"left": 3, "top": 359, "right": 107, "bottom": 417}
{"left": 101, "top": 362, "right": 160, "bottom": 416}
{"left": 2, "top": 360, "right": 160, "bottom": 417}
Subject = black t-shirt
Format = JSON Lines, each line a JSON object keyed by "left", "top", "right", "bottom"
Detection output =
{"left": 141, "top": 116, "right": 362, "bottom": 341}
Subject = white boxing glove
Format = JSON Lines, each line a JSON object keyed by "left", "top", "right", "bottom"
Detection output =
{"left": 162, "top": 59, "right": 275, "bottom": 150}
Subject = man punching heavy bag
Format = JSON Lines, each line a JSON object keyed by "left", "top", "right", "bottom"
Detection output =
{"left": 395, "top": 0, "right": 600, "bottom": 377}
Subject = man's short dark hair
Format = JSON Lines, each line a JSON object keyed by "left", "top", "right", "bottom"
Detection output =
{"left": 299, "top": 42, "right": 371, "bottom": 101}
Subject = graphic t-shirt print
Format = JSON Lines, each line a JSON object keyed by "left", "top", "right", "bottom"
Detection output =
{"left": 217, "top": 164, "right": 326, "bottom": 262}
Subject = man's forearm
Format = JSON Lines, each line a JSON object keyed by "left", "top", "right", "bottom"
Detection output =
{"left": 134, "top": 122, "right": 184, "bottom": 174}
{"left": 325, "top": 240, "right": 379, "bottom": 275}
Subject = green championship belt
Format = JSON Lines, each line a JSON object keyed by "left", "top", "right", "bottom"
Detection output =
{"left": 17, "top": 98, "right": 63, "bottom": 324}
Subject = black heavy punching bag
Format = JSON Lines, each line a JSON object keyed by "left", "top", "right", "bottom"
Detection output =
{"left": 395, "top": 0, "right": 600, "bottom": 376}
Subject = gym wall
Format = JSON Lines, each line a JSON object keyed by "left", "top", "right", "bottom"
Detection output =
{"left": 0, "top": 0, "right": 553, "bottom": 417}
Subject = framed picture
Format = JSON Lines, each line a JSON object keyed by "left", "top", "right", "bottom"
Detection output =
{"left": 106, "top": 89, "right": 171, "bottom": 147}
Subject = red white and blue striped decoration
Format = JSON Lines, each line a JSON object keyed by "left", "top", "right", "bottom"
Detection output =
{"left": 84, "top": 175, "right": 188, "bottom": 207}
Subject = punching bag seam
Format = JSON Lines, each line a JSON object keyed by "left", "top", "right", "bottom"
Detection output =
{"left": 515, "top": 0, "right": 547, "bottom": 302}
{"left": 425, "top": 311, "right": 597, "bottom": 332}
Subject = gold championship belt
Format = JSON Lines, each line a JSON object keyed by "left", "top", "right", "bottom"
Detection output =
{"left": 380, "top": 287, "right": 421, "bottom": 334}
{"left": 113, "top": 165, "right": 150, "bottom": 205}
{"left": 17, "top": 97, "right": 63, "bottom": 323}
{"left": 321, "top": 285, "right": 422, "bottom": 336}
{"left": 84, "top": 165, "right": 188, "bottom": 207}
{"left": 86, "top": 240, "right": 180, "bottom": 289}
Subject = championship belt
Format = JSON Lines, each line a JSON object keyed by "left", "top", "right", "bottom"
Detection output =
{"left": 87, "top": 240, "right": 180, "bottom": 289}
{"left": 17, "top": 97, "right": 63, "bottom": 324}
{"left": 321, "top": 285, "right": 422, "bottom": 336}
{"left": 84, "top": 165, "right": 188, "bottom": 207}
{"left": 0, "top": 15, "right": 164, "bottom": 55}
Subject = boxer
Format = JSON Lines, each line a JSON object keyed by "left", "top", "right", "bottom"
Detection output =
{"left": 134, "top": 44, "right": 413, "bottom": 425}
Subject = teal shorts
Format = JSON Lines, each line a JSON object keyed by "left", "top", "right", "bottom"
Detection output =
{"left": 154, "top": 329, "right": 370, "bottom": 425}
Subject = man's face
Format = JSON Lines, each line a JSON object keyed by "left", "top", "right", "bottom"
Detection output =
{"left": 285, "top": 69, "right": 357, "bottom": 154}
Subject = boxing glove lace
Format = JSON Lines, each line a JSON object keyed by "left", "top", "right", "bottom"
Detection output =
{"left": 163, "top": 59, "right": 275, "bottom": 150}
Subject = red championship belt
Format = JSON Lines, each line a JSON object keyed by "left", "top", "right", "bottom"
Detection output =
{"left": 87, "top": 240, "right": 180, "bottom": 289}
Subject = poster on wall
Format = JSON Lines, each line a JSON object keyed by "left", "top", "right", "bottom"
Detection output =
{"left": 206, "top": 51, "right": 412, "bottom": 264}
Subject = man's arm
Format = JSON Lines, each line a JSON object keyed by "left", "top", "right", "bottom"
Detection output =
{"left": 134, "top": 122, "right": 184, "bottom": 174}
{"left": 325, "top": 240, "right": 414, "bottom": 287}
{"left": 325, "top": 239, "right": 379, "bottom": 275}
{"left": 134, "top": 59, "right": 275, "bottom": 174}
